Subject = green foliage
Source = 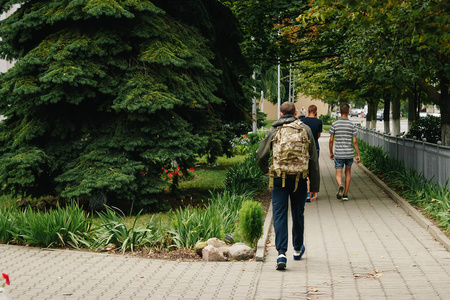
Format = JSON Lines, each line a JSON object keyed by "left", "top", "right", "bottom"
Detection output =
{"left": 319, "top": 114, "right": 334, "bottom": 125}
{"left": 89, "top": 206, "right": 163, "bottom": 253}
{"left": 406, "top": 115, "right": 442, "bottom": 144}
{"left": 0, "top": 1, "right": 252, "bottom": 210}
{"left": 224, "top": 151, "right": 268, "bottom": 196}
{"left": 238, "top": 200, "right": 263, "bottom": 248}
{"left": 231, "top": 133, "right": 263, "bottom": 156}
{"left": 0, "top": 208, "right": 21, "bottom": 243}
{"left": 359, "top": 139, "right": 450, "bottom": 233}
{"left": 12, "top": 202, "right": 92, "bottom": 248}
{"left": 168, "top": 190, "right": 253, "bottom": 248}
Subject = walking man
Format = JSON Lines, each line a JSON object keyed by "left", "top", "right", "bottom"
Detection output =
{"left": 257, "top": 102, "right": 320, "bottom": 270}
{"left": 302, "top": 105, "right": 323, "bottom": 202}
{"left": 329, "top": 103, "right": 360, "bottom": 201}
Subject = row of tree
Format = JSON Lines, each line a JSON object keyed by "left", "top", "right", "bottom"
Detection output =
{"left": 221, "top": 0, "right": 449, "bottom": 145}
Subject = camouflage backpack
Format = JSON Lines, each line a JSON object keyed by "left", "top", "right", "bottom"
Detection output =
{"left": 270, "top": 120, "right": 310, "bottom": 192}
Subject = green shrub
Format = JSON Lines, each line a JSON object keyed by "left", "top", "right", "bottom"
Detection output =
{"left": 238, "top": 200, "right": 264, "bottom": 248}
{"left": 406, "top": 115, "right": 441, "bottom": 143}
{"left": 224, "top": 152, "right": 268, "bottom": 196}
{"left": 319, "top": 114, "right": 334, "bottom": 125}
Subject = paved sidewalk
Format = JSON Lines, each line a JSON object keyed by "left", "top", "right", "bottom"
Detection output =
{"left": 255, "top": 136, "right": 450, "bottom": 299}
{"left": 0, "top": 137, "right": 449, "bottom": 299}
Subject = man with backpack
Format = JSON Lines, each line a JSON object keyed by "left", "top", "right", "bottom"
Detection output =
{"left": 256, "top": 102, "right": 320, "bottom": 270}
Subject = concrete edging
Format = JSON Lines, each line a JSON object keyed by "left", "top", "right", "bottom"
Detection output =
{"left": 255, "top": 201, "right": 273, "bottom": 261}
{"left": 356, "top": 163, "right": 450, "bottom": 252}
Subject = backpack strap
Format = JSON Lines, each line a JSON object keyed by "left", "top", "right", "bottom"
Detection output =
{"left": 293, "top": 173, "right": 300, "bottom": 192}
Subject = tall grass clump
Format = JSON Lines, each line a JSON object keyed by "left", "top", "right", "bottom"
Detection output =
{"left": 168, "top": 191, "right": 254, "bottom": 248}
{"left": 359, "top": 139, "right": 450, "bottom": 233}
{"left": 13, "top": 202, "right": 92, "bottom": 248}
{"left": 90, "top": 206, "right": 164, "bottom": 253}
{"left": 0, "top": 207, "right": 21, "bottom": 243}
{"left": 224, "top": 148, "right": 268, "bottom": 196}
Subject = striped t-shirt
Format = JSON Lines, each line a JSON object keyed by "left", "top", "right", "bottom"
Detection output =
{"left": 329, "top": 118, "right": 357, "bottom": 159}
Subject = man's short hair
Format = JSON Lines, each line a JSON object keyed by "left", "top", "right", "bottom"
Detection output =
{"left": 280, "top": 102, "right": 296, "bottom": 116}
{"left": 340, "top": 103, "right": 350, "bottom": 114}
{"left": 308, "top": 105, "right": 317, "bottom": 114}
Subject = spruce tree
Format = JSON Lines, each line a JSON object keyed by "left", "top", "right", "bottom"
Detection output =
{"left": 0, "top": 0, "right": 251, "bottom": 210}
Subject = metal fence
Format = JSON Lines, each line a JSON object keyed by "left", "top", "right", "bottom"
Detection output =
{"left": 356, "top": 126, "right": 450, "bottom": 188}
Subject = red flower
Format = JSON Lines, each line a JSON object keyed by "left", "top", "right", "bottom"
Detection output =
{"left": 177, "top": 166, "right": 180, "bottom": 170}
{"left": 2, "top": 273, "right": 10, "bottom": 285}
{"left": 165, "top": 169, "right": 168, "bottom": 173}
{"left": 190, "top": 168, "right": 194, "bottom": 172}
{"left": 168, "top": 173, "right": 173, "bottom": 178}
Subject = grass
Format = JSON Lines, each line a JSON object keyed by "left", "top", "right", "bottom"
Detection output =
{"left": 0, "top": 195, "right": 16, "bottom": 208}
{"left": 180, "top": 155, "right": 246, "bottom": 190}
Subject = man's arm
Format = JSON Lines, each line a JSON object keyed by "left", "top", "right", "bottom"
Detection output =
{"left": 306, "top": 127, "right": 320, "bottom": 193}
{"left": 353, "top": 136, "right": 360, "bottom": 163}
{"left": 256, "top": 129, "right": 275, "bottom": 173}
{"left": 329, "top": 135, "right": 335, "bottom": 160}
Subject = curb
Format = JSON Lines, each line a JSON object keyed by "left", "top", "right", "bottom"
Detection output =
{"left": 356, "top": 163, "right": 450, "bottom": 252}
{"left": 255, "top": 201, "right": 273, "bottom": 261}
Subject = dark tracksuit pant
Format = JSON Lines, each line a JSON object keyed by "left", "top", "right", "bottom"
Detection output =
{"left": 271, "top": 176, "right": 307, "bottom": 255}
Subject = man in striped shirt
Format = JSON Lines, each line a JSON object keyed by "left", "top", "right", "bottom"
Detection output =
{"left": 329, "top": 103, "right": 360, "bottom": 201}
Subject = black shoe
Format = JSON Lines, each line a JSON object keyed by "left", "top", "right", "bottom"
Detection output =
{"left": 342, "top": 194, "right": 349, "bottom": 201}
{"left": 336, "top": 185, "right": 344, "bottom": 199}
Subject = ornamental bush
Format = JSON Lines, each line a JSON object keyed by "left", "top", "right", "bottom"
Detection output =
{"left": 406, "top": 115, "right": 441, "bottom": 143}
{"left": 238, "top": 200, "right": 264, "bottom": 248}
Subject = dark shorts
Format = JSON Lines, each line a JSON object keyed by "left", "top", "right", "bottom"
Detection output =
{"left": 334, "top": 158, "right": 353, "bottom": 169}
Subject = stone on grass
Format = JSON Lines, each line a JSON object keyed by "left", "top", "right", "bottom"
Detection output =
{"left": 195, "top": 241, "right": 208, "bottom": 257}
{"left": 206, "top": 238, "right": 227, "bottom": 248}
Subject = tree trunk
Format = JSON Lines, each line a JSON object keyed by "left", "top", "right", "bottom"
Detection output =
{"left": 367, "top": 101, "right": 378, "bottom": 129}
{"left": 440, "top": 79, "right": 450, "bottom": 146}
{"left": 383, "top": 93, "right": 390, "bottom": 134}
{"left": 392, "top": 94, "right": 401, "bottom": 136}
{"left": 366, "top": 102, "right": 373, "bottom": 129}
{"left": 408, "top": 84, "right": 419, "bottom": 131}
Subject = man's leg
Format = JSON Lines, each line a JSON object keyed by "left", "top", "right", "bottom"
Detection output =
{"left": 335, "top": 168, "right": 343, "bottom": 186}
{"left": 272, "top": 177, "right": 289, "bottom": 255}
{"left": 344, "top": 165, "right": 352, "bottom": 194}
{"left": 334, "top": 159, "right": 345, "bottom": 199}
{"left": 290, "top": 178, "right": 307, "bottom": 251}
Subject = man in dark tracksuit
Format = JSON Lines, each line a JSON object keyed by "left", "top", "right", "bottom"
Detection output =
{"left": 256, "top": 102, "right": 320, "bottom": 270}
